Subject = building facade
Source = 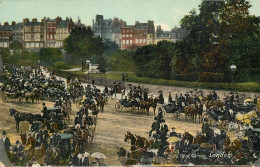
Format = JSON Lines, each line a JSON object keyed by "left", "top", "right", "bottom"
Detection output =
{"left": 23, "top": 18, "right": 46, "bottom": 48}
{"left": 146, "top": 20, "right": 155, "bottom": 45}
{"left": 46, "top": 17, "right": 61, "bottom": 48}
{"left": 134, "top": 21, "right": 147, "bottom": 47}
{"left": 92, "top": 15, "right": 113, "bottom": 40}
{"left": 12, "top": 22, "right": 23, "bottom": 44}
{"left": 0, "top": 22, "right": 13, "bottom": 48}
{"left": 121, "top": 26, "right": 134, "bottom": 50}
{"left": 56, "top": 18, "right": 74, "bottom": 48}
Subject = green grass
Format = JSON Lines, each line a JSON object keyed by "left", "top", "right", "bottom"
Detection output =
{"left": 50, "top": 68, "right": 260, "bottom": 93}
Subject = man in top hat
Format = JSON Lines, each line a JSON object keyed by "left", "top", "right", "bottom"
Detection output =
{"left": 169, "top": 127, "right": 178, "bottom": 137}
{"left": 168, "top": 92, "right": 172, "bottom": 105}
{"left": 1, "top": 130, "right": 11, "bottom": 151}
{"left": 13, "top": 140, "right": 24, "bottom": 156}
{"left": 202, "top": 118, "right": 210, "bottom": 140}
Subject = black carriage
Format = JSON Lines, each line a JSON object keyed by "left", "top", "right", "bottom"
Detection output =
{"left": 234, "top": 103, "right": 256, "bottom": 113}
{"left": 115, "top": 99, "right": 139, "bottom": 112}
{"left": 159, "top": 104, "right": 184, "bottom": 119}
{"left": 58, "top": 133, "right": 74, "bottom": 159}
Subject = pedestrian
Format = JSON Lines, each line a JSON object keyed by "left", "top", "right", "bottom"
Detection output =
{"left": 1, "top": 130, "right": 11, "bottom": 151}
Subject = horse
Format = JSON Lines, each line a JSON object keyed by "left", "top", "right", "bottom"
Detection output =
{"left": 25, "top": 135, "right": 36, "bottom": 157}
{"left": 194, "top": 133, "right": 206, "bottom": 144}
{"left": 205, "top": 100, "right": 224, "bottom": 110}
{"left": 182, "top": 131, "right": 193, "bottom": 143}
{"left": 184, "top": 105, "right": 197, "bottom": 123}
{"left": 135, "top": 135, "right": 153, "bottom": 150}
{"left": 148, "top": 97, "right": 158, "bottom": 116}
{"left": 138, "top": 100, "right": 150, "bottom": 115}
{"left": 124, "top": 131, "right": 137, "bottom": 151}
{"left": 9, "top": 108, "right": 36, "bottom": 130}
{"left": 196, "top": 103, "right": 204, "bottom": 123}
{"left": 224, "top": 136, "right": 242, "bottom": 154}
{"left": 235, "top": 111, "right": 258, "bottom": 125}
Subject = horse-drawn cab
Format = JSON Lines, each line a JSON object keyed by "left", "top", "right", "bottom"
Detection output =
{"left": 247, "top": 128, "right": 260, "bottom": 151}
{"left": 115, "top": 98, "right": 139, "bottom": 112}
{"left": 160, "top": 104, "right": 182, "bottom": 119}
{"left": 57, "top": 133, "right": 73, "bottom": 159}
{"left": 234, "top": 98, "right": 256, "bottom": 113}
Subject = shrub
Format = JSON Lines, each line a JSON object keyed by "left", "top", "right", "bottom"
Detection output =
{"left": 52, "top": 61, "right": 70, "bottom": 70}
{"left": 199, "top": 72, "right": 224, "bottom": 83}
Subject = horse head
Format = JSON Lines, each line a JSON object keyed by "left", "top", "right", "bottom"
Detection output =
{"left": 10, "top": 108, "right": 18, "bottom": 116}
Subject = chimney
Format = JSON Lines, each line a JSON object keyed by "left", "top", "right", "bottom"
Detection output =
{"left": 12, "top": 21, "right": 16, "bottom": 26}
{"left": 23, "top": 18, "right": 29, "bottom": 25}
{"left": 135, "top": 21, "right": 139, "bottom": 25}
{"left": 32, "top": 18, "right": 37, "bottom": 22}
{"left": 4, "top": 22, "right": 9, "bottom": 26}
{"left": 66, "top": 17, "right": 69, "bottom": 21}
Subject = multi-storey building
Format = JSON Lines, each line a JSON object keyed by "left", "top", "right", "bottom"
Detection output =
{"left": 121, "top": 25, "right": 135, "bottom": 50}
{"left": 23, "top": 18, "right": 46, "bottom": 48}
{"left": 146, "top": 20, "right": 155, "bottom": 45}
{"left": 0, "top": 22, "right": 14, "bottom": 48}
{"left": 121, "top": 20, "right": 155, "bottom": 49}
{"left": 46, "top": 17, "right": 61, "bottom": 48}
{"left": 92, "top": 15, "right": 113, "bottom": 40}
{"left": 56, "top": 17, "right": 74, "bottom": 48}
{"left": 111, "top": 18, "right": 126, "bottom": 47}
{"left": 155, "top": 25, "right": 188, "bottom": 44}
{"left": 12, "top": 22, "right": 23, "bottom": 44}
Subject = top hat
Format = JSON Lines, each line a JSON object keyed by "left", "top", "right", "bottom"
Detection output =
{"left": 2, "top": 130, "right": 7, "bottom": 135}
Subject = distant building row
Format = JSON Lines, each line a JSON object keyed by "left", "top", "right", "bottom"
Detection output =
{"left": 0, "top": 15, "right": 188, "bottom": 49}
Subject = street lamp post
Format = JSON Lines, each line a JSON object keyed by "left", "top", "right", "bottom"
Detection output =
{"left": 86, "top": 59, "right": 90, "bottom": 83}
{"left": 10, "top": 50, "right": 14, "bottom": 64}
{"left": 230, "top": 64, "right": 237, "bottom": 93}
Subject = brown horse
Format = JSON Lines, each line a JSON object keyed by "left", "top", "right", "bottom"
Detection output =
{"left": 138, "top": 100, "right": 150, "bottom": 115}
{"left": 184, "top": 105, "right": 197, "bottom": 123}
{"left": 182, "top": 131, "right": 193, "bottom": 143}
{"left": 196, "top": 103, "right": 204, "bottom": 123}
{"left": 148, "top": 97, "right": 158, "bottom": 116}
{"left": 25, "top": 135, "right": 36, "bottom": 156}
{"left": 205, "top": 100, "right": 224, "bottom": 110}
{"left": 194, "top": 133, "right": 206, "bottom": 144}
{"left": 135, "top": 135, "right": 153, "bottom": 150}
{"left": 224, "top": 136, "right": 242, "bottom": 153}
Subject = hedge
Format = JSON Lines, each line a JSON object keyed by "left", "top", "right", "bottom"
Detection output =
{"left": 50, "top": 68, "right": 260, "bottom": 93}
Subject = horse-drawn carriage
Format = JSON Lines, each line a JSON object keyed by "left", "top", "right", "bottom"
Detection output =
{"left": 115, "top": 98, "right": 139, "bottom": 112}
{"left": 159, "top": 104, "right": 184, "bottom": 119}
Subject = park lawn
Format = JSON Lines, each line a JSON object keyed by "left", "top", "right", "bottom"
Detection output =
{"left": 51, "top": 68, "right": 260, "bottom": 92}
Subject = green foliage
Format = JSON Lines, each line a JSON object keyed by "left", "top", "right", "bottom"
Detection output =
{"left": 109, "top": 49, "right": 135, "bottom": 72}
{"left": 1, "top": 48, "right": 39, "bottom": 66}
{"left": 52, "top": 61, "right": 70, "bottom": 69}
{"left": 64, "top": 26, "right": 104, "bottom": 71}
{"left": 133, "top": 41, "right": 175, "bottom": 80}
{"left": 39, "top": 48, "right": 62, "bottom": 66}
{"left": 10, "top": 41, "right": 23, "bottom": 50}
{"left": 97, "top": 56, "right": 107, "bottom": 74}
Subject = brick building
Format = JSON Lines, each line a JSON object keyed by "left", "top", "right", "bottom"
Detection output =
{"left": 121, "top": 25, "right": 134, "bottom": 49}
{"left": 12, "top": 22, "right": 23, "bottom": 44}
{"left": 0, "top": 22, "right": 14, "bottom": 48}
{"left": 46, "top": 17, "right": 61, "bottom": 48}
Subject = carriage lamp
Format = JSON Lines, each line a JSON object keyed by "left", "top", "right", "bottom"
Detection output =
{"left": 230, "top": 64, "right": 237, "bottom": 93}
{"left": 86, "top": 59, "right": 91, "bottom": 83}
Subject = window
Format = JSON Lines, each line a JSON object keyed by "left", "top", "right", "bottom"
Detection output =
{"left": 143, "top": 39, "right": 146, "bottom": 43}
{"left": 127, "top": 30, "right": 129, "bottom": 33}
{"left": 123, "top": 29, "right": 125, "bottom": 33}
{"left": 126, "top": 40, "right": 129, "bottom": 44}
{"left": 130, "top": 34, "right": 132, "bottom": 37}
{"left": 136, "top": 39, "right": 138, "bottom": 43}
{"left": 47, "top": 35, "right": 49, "bottom": 39}
{"left": 126, "top": 34, "right": 129, "bottom": 37}
{"left": 50, "top": 28, "right": 52, "bottom": 32}
{"left": 123, "top": 40, "right": 125, "bottom": 44}
{"left": 50, "top": 35, "right": 53, "bottom": 39}
{"left": 123, "top": 34, "right": 125, "bottom": 37}
{"left": 130, "top": 29, "right": 133, "bottom": 32}
{"left": 130, "top": 40, "right": 132, "bottom": 44}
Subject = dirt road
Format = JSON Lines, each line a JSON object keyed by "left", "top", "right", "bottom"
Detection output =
{"left": 0, "top": 95, "right": 207, "bottom": 165}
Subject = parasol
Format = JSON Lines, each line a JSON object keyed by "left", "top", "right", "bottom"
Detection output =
{"left": 244, "top": 98, "right": 253, "bottom": 103}
{"left": 91, "top": 152, "right": 107, "bottom": 159}
{"left": 200, "top": 143, "right": 211, "bottom": 148}
{"left": 166, "top": 136, "right": 179, "bottom": 143}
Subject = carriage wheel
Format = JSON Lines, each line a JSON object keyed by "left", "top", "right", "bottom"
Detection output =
{"left": 2, "top": 94, "right": 8, "bottom": 103}
{"left": 115, "top": 102, "right": 122, "bottom": 112}
{"left": 174, "top": 111, "right": 180, "bottom": 120}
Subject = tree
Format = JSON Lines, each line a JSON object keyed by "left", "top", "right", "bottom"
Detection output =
{"left": 39, "top": 48, "right": 62, "bottom": 66}
{"left": 10, "top": 41, "right": 23, "bottom": 50}
{"left": 97, "top": 56, "right": 107, "bottom": 75}
{"left": 64, "top": 26, "right": 104, "bottom": 71}
{"left": 109, "top": 50, "right": 135, "bottom": 72}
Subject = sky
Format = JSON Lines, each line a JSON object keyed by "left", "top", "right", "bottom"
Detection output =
{"left": 0, "top": 0, "right": 260, "bottom": 30}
